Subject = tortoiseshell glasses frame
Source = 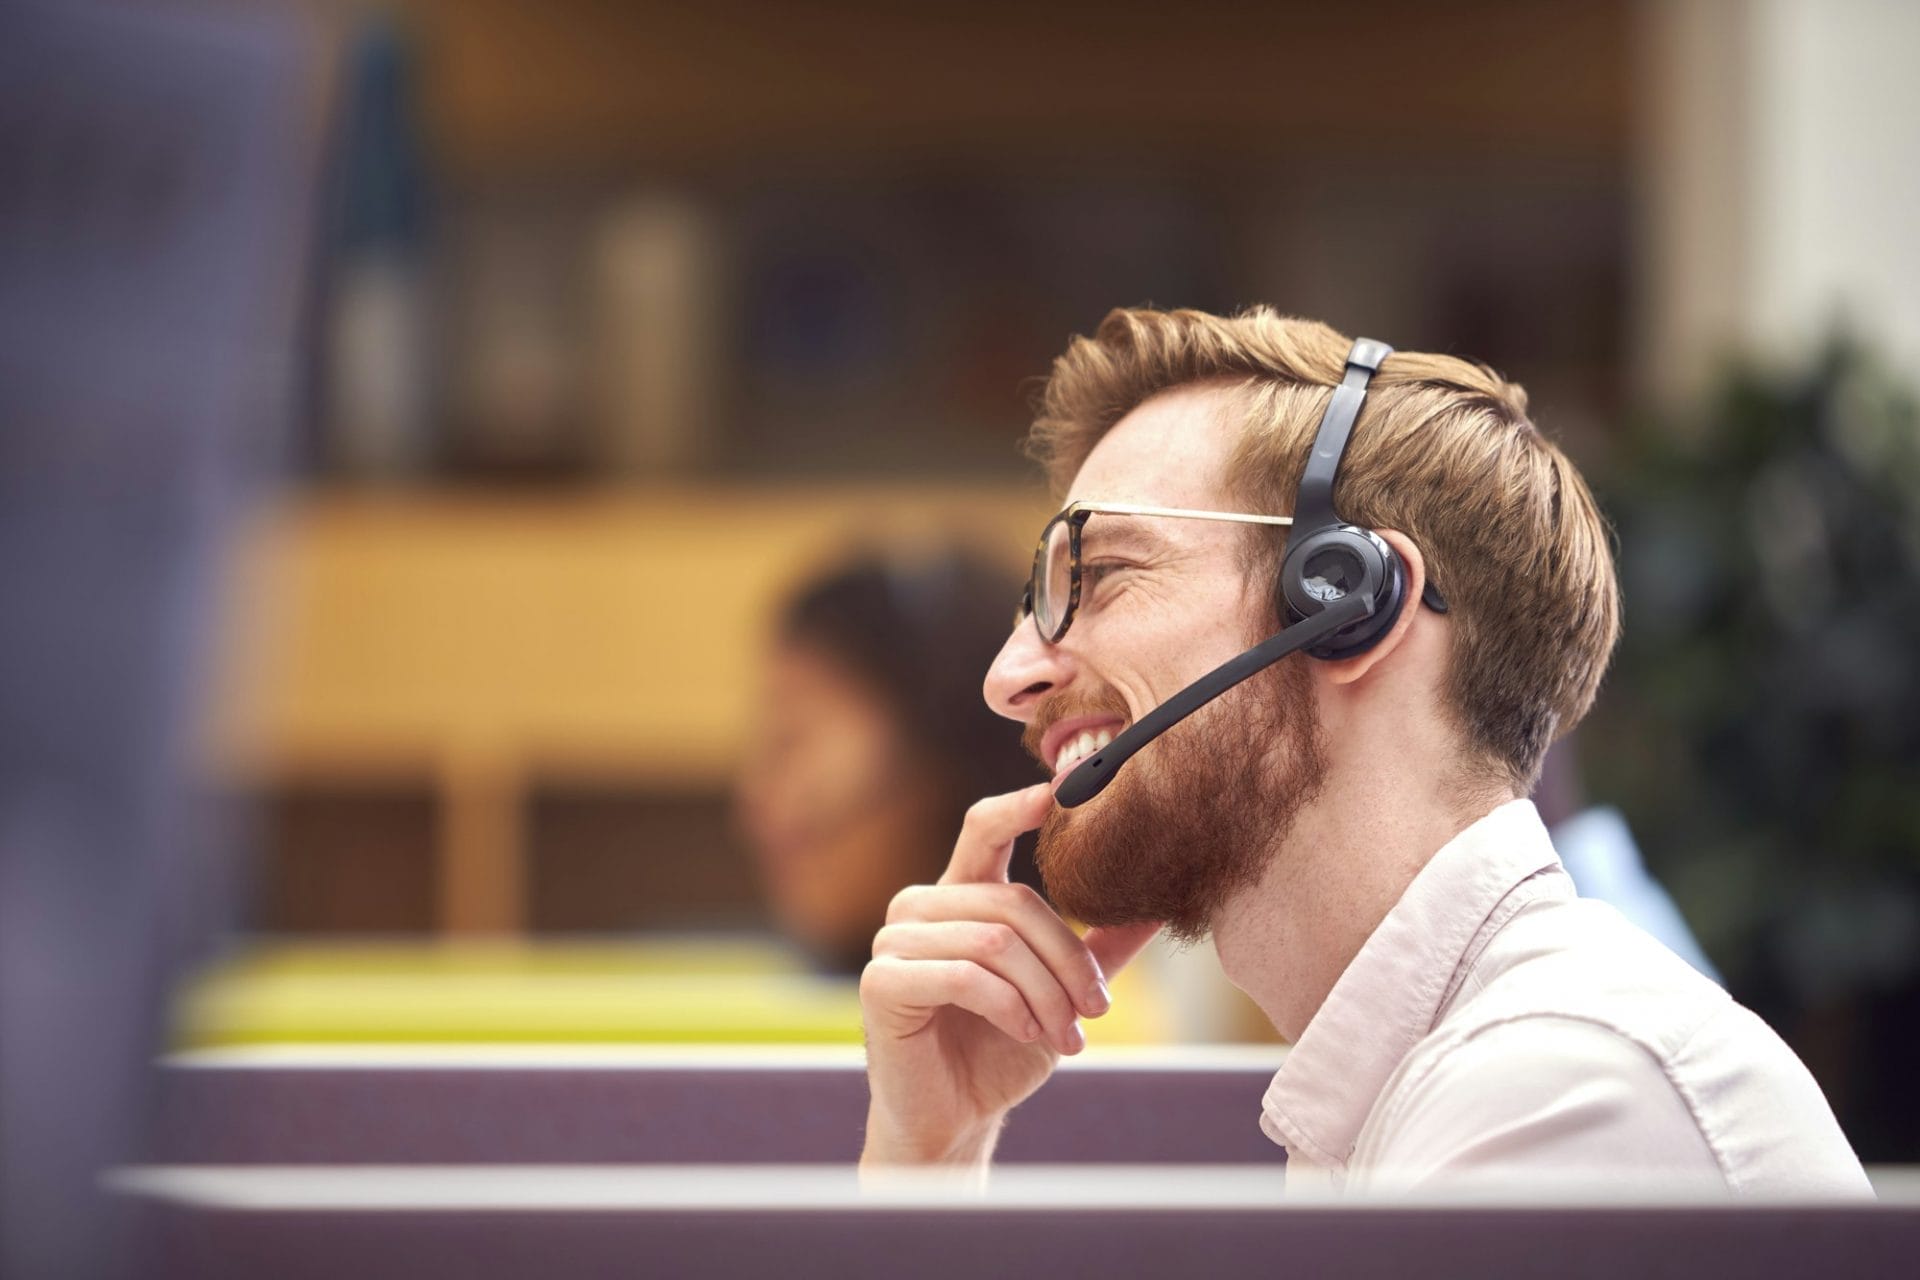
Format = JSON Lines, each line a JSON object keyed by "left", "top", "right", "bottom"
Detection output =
{"left": 1016, "top": 501, "right": 1295, "bottom": 644}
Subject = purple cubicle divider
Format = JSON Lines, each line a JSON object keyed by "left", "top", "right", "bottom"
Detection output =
{"left": 132, "top": 1051, "right": 1919, "bottom": 1278}
{"left": 130, "top": 1199, "right": 1920, "bottom": 1279}
{"left": 149, "top": 1052, "right": 1287, "bottom": 1166}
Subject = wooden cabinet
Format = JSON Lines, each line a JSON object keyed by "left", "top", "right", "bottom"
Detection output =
{"left": 208, "top": 485, "right": 1048, "bottom": 933}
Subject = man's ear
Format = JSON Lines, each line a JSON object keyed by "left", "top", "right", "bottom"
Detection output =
{"left": 1322, "top": 529, "right": 1430, "bottom": 687}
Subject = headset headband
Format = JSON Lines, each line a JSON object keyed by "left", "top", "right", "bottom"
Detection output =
{"left": 1291, "top": 338, "right": 1393, "bottom": 536}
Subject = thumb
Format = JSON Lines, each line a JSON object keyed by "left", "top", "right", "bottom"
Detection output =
{"left": 1083, "top": 920, "right": 1162, "bottom": 982}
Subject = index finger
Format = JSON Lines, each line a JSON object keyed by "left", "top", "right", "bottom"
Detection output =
{"left": 939, "top": 783, "right": 1054, "bottom": 885}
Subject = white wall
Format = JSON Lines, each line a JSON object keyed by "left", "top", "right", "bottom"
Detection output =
{"left": 1638, "top": 0, "right": 1920, "bottom": 399}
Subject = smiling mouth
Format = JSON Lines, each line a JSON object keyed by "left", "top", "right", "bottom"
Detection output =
{"left": 1052, "top": 725, "right": 1123, "bottom": 776}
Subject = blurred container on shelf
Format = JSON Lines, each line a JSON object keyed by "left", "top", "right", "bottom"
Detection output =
{"left": 442, "top": 191, "right": 592, "bottom": 477}
{"left": 590, "top": 193, "right": 724, "bottom": 477}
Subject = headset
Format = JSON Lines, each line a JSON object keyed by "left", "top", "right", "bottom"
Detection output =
{"left": 1055, "top": 336, "right": 1446, "bottom": 808}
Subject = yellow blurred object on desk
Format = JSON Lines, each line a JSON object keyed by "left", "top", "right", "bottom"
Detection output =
{"left": 172, "top": 936, "right": 1171, "bottom": 1049}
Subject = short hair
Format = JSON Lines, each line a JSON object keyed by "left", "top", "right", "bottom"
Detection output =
{"left": 1026, "top": 306, "right": 1621, "bottom": 792}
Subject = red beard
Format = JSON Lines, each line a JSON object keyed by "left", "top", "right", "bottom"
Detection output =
{"left": 1021, "top": 647, "right": 1328, "bottom": 944}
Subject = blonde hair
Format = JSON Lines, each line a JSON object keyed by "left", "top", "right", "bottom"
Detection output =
{"left": 1027, "top": 306, "right": 1620, "bottom": 792}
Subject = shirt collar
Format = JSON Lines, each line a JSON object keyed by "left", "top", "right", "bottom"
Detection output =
{"left": 1258, "top": 798, "right": 1565, "bottom": 1166}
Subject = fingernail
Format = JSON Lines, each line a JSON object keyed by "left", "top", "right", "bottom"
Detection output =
{"left": 1024, "top": 1019, "right": 1042, "bottom": 1041}
{"left": 1064, "top": 1022, "right": 1086, "bottom": 1054}
{"left": 1087, "top": 980, "right": 1111, "bottom": 1016}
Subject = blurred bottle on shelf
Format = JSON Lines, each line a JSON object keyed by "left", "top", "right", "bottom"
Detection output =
{"left": 320, "top": 9, "right": 433, "bottom": 481}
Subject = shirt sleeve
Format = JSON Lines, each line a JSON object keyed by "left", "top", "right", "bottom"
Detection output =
{"left": 1353, "top": 1014, "right": 1728, "bottom": 1194}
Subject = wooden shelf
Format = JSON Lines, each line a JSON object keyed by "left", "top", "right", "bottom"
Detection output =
{"left": 395, "top": 0, "right": 1632, "bottom": 175}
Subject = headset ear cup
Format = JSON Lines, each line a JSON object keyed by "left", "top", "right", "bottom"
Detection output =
{"left": 1317, "top": 540, "right": 1405, "bottom": 660}
{"left": 1279, "top": 526, "right": 1407, "bottom": 660}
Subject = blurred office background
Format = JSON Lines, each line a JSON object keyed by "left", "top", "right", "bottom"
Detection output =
{"left": 5, "top": 0, "right": 1919, "bottom": 1194}
{"left": 209, "top": 0, "right": 1641, "bottom": 950}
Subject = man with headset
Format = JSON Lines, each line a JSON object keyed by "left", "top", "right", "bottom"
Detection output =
{"left": 857, "top": 307, "right": 1868, "bottom": 1195}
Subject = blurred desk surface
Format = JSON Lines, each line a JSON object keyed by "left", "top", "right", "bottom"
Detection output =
{"left": 207, "top": 485, "right": 1051, "bottom": 932}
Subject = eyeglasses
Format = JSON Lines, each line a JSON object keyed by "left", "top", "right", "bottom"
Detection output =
{"left": 1016, "top": 501, "right": 1295, "bottom": 644}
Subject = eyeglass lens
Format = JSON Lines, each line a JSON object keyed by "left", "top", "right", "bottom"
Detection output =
{"left": 1033, "top": 517, "right": 1075, "bottom": 641}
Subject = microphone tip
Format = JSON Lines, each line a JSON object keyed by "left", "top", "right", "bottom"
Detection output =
{"left": 1057, "top": 757, "right": 1106, "bottom": 809}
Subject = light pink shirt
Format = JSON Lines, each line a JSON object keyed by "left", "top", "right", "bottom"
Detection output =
{"left": 1261, "top": 799, "right": 1871, "bottom": 1198}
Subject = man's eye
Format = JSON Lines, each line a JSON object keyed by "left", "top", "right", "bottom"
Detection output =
{"left": 1081, "top": 560, "right": 1131, "bottom": 591}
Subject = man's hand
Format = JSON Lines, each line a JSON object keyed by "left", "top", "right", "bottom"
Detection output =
{"left": 858, "top": 782, "right": 1161, "bottom": 1172}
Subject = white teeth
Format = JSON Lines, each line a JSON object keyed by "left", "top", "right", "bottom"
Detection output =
{"left": 1054, "top": 726, "right": 1122, "bottom": 774}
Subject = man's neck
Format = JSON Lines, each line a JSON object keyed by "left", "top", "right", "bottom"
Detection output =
{"left": 1210, "top": 775, "right": 1515, "bottom": 1043}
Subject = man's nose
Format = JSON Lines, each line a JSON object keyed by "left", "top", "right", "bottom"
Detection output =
{"left": 983, "top": 618, "right": 1073, "bottom": 722}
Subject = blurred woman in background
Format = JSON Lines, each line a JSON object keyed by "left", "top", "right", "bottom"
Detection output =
{"left": 736, "top": 549, "right": 1043, "bottom": 975}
